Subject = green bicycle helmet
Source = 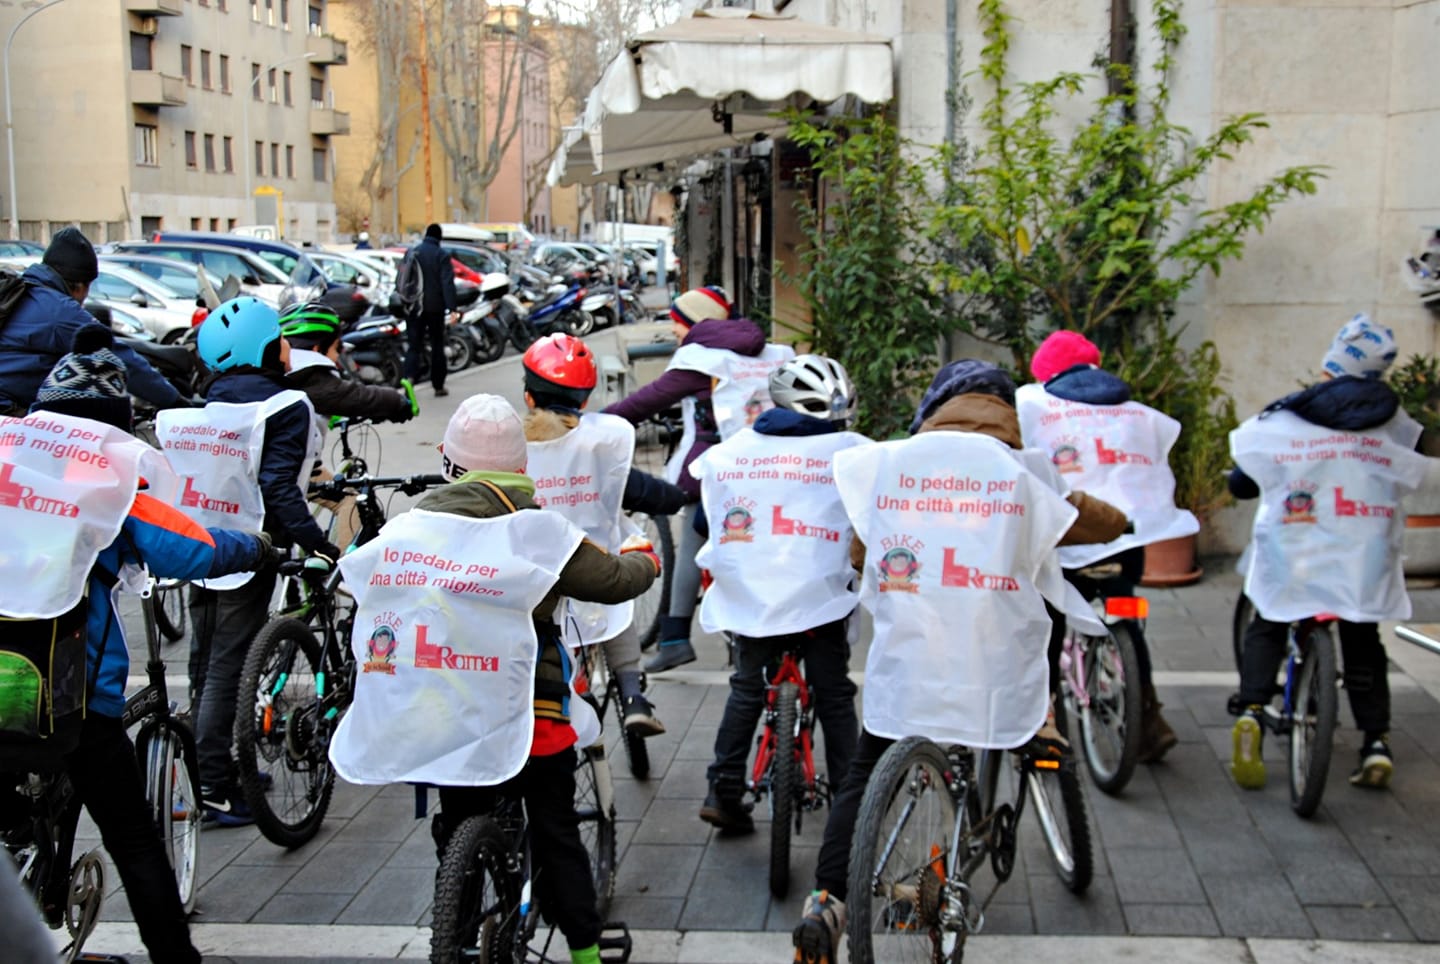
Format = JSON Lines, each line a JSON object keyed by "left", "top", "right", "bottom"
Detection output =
{"left": 198, "top": 296, "right": 282, "bottom": 372}
{"left": 279, "top": 301, "right": 343, "bottom": 346}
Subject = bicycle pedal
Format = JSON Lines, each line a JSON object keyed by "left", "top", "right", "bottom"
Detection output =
{"left": 598, "top": 921, "right": 632, "bottom": 963}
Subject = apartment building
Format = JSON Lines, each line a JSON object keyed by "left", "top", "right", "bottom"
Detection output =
{"left": 0, "top": 0, "right": 350, "bottom": 244}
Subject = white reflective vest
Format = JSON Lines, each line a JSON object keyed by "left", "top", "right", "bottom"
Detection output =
{"left": 1231, "top": 409, "right": 1428, "bottom": 624}
{"left": 329, "top": 507, "right": 586, "bottom": 786}
{"left": 690, "top": 428, "right": 869, "bottom": 637}
{"left": 1015, "top": 383, "right": 1199, "bottom": 568}
{"left": 834, "top": 432, "right": 1078, "bottom": 750}
{"left": 0, "top": 412, "right": 175, "bottom": 618}
{"left": 662, "top": 342, "right": 795, "bottom": 484}
{"left": 527, "top": 413, "right": 635, "bottom": 645}
{"left": 156, "top": 391, "right": 319, "bottom": 589}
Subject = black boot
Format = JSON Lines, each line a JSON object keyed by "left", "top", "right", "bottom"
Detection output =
{"left": 699, "top": 774, "right": 754, "bottom": 835}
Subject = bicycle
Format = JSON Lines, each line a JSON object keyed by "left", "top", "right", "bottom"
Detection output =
{"left": 234, "top": 472, "right": 446, "bottom": 848}
{"left": 571, "top": 647, "right": 624, "bottom": 911}
{"left": 845, "top": 724, "right": 1093, "bottom": 963}
{"left": 574, "top": 619, "right": 653, "bottom": 781}
{"left": 746, "top": 642, "right": 828, "bottom": 899}
{"left": 1058, "top": 561, "right": 1147, "bottom": 795}
{"left": 429, "top": 789, "right": 632, "bottom": 964}
{"left": 621, "top": 510, "right": 674, "bottom": 655}
{"left": 1231, "top": 593, "right": 1341, "bottom": 817}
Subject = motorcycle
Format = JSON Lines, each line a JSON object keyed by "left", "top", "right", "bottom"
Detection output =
{"left": 582, "top": 284, "right": 643, "bottom": 329}
{"left": 341, "top": 316, "right": 406, "bottom": 388}
{"left": 517, "top": 267, "right": 593, "bottom": 341}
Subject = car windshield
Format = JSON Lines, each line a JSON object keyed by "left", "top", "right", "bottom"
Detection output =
{"left": 107, "top": 259, "right": 218, "bottom": 298}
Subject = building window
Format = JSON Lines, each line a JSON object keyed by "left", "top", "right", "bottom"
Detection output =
{"left": 251, "top": 64, "right": 261, "bottom": 101}
{"left": 270, "top": 142, "right": 280, "bottom": 177}
{"left": 223, "top": 136, "right": 234, "bottom": 172}
{"left": 283, "top": 71, "right": 293, "bottom": 107}
{"left": 190, "top": 217, "right": 202, "bottom": 230}
{"left": 219, "top": 54, "right": 230, "bottom": 92}
{"left": 311, "top": 146, "right": 327, "bottom": 182}
{"left": 227, "top": 218, "right": 238, "bottom": 230}
{"left": 129, "top": 33, "right": 153, "bottom": 71}
{"left": 250, "top": 0, "right": 260, "bottom": 21}
{"left": 254, "top": 140, "right": 264, "bottom": 176}
{"left": 310, "top": 76, "right": 324, "bottom": 109}
{"left": 200, "top": 50, "right": 212, "bottom": 89}
{"left": 268, "top": 68, "right": 278, "bottom": 103}
{"left": 265, "top": 0, "right": 275, "bottom": 26}
{"left": 280, "top": 0, "right": 290, "bottom": 29}
{"left": 217, "top": 0, "right": 227, "bottom": 9}
{"left": 308, "top": 4, "right": 322, "bottom": 35}
{"left": 203, "top": 134, "right": 216, "bottom": 172}
{"left": 184, "top": 131, "right": 197, "bottom": 169}
{"left": 134, "top": 124, "right": 158, "bottom": 166}
{"left": 285, "top": 145, "right": 294, "bottom": 178}
{"left": 181, "top": 45, "right": 192, "bottom": 85}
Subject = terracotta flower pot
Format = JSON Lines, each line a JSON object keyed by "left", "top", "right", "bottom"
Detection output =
{"left": 1140, "top": 534, "right": 1203, "bottom": 588}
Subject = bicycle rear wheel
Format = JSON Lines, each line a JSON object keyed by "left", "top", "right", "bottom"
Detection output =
{"left": 234, "top": 618, "right": 336, "bottom": 848}
{"left": 768, "top": 681, "right": 800, "bottom": 900}
{"left": 845, "top": 736, "right": 963, "bottom": 964}
{"left": 574, "top": 745, "right": 617, "bottom": 915}
{"left": 1026, "top": 702, "right": 1093, "bottom": 894}
{"left": 1288, "top": 624, "right": 1338, "bottom": 818}
{"left": 1232, "top": 592, "right": 1256, "bottom": 673}
{"left": 627, "top": 512, "right": 674, "bottom": 652}
{"left": 596, "top": 644, "right": 650, "bottom": 780}
{"left": 430, "top": 816, "right": 519, "bottom": 964}
{"left": 152, "top": 582, "right": 187, "bottom": 643}
{"left": 1076, "top": 622, "right": 1143, "bottom": 795}
{"left": 137, "top": 720, "right": 201, "bottom": 912}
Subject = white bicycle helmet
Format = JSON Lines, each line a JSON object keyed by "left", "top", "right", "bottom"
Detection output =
{"left": 769, "top": 354, "right": 857, "bottom": 426}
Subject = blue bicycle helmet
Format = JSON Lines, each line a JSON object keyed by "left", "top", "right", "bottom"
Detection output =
{"left": 198, "top": 296, "right": 282, "bottom": 371}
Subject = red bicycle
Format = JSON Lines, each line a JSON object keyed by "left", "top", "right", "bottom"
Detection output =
{"left": 748, "top": 643, "right": 828, "bottom": 899}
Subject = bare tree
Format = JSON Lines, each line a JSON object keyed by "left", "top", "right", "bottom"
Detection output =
{"left": 344, "top": 0, "right": 422, "bottom": 236}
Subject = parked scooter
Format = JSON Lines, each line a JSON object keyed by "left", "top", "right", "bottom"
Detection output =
{"left": 342, "top": 316, "right": 406, "bottom": 388}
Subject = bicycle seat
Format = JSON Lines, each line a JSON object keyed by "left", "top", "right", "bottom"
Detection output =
{"left": 1072, "top": 562, "right": 1123, "bottom": 580}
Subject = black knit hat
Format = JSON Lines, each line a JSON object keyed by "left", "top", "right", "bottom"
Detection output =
{"left": 42, "top": 226, "right": 99, "bottom": 285}
{"left": 31, "top": 326, "right": 132, "bottom": 430}
{"left": 425, "top": 223, "right": 443, "bottom": 239}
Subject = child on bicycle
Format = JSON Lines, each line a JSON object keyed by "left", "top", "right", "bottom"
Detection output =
{"left": 0, "top": 328, "right": 270, "bottom": 963}
{"left": 163, "top": 296, "right": 341, "bottom": 826}
{"left": 1015, "top": 329, "right": 1199, "bottom": 762}
{"left": 792, "top": 360, "right": 1126, "bottom": 964}
{"left": 329, "top": 393, "right": 661, "bottom": 964}
{"left": 520, "top": 333, "right": 687, "bottom": 736}
{"left": 686, "top": 354, "right": 867, "bottom": 834}
{"left": 1229, "top": 315, "right": 1427, "bottom": 791}
{"left": 603, "top": 286, "right": 794, "bottom": 673}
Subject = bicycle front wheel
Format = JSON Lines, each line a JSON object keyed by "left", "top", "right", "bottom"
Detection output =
{"left": 1288, "top": 623, "right": 1338, "bottom": 818}
{"left": 152, "top": 582, "right": 187, "bottom": 643}
{"left": 846, "top": 736, "right": 963, "bottom": 964}
{"left": 574, "top": 744, "right": 617, "bottom": 915}
{"left": 234, "top": 617, "right": 336, "bottom": 848}
{"left": 430, "top": 816, "right": 519, "bottom": 964}
{"left": 1076, "top": 622, "right": 1143, "bottom": 795}
{"left": 768, "top": 681, "right": 800, "bottom": 899}
{"left": 137, "top": 720, "right": 201, "bottom": 912}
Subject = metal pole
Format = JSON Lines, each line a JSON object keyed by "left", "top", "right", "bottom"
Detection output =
{"left": 419, "top": 0, "right": 433, "bottom": 223}
{"left": 5, "top": 0, "right": 66, "bottom": 240}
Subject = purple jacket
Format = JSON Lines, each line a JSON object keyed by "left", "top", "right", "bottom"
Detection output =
{"left": 603, "top": 318, "right": 766, "bottom": 500}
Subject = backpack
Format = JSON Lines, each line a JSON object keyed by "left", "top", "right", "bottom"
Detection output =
{"left": 0, "top": 267, "right": 28, "bottom": 331}
{"left": 391, "top": 247, "right": 425, "bottom": 319}
{"left": 0, "top": 599, "right": 89, "bottom": 772}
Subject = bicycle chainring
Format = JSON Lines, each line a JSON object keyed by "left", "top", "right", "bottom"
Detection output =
{"left": 65, "top": 849, "right": 105, "bottom": 945}
{"left": 989, "top": 803, "right": 1018, "bottom": 882}
{"left": 284, "top": 703, "right": 322, "bottom": 764}
{"left": 918, "top": 863, "right": 945, "bottom": 929}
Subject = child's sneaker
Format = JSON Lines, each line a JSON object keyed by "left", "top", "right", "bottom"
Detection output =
{"left": 622, "top": 693, "right": 666, "bottom": 737}
{"left": 1349, "top": 735, "right": 1393, "bottom": 789}
{"left": 792, "top": 890, "right": 845, "bottom": 964}
{"left": 1230, "top": 706, "right": 1266, "bottom": 790}
{"left": 201, "top": 784, "right": 255, "bottom": 827}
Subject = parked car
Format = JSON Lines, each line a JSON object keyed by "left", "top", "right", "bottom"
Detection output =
{"left": 0, "top": 240, "right": 43, "bottom": 259}
{"left": 108, "top": 241, "right": 291, "bottom": 304}
{"left": 473, "top": 222, "right": 535, "bottom": 252}
{"left": 89, "top": 263, "right": 199, "bottom": 343}
{"left": 311, "top": 251, "right": 391, "bottom": 307}
{"left": 100, "top": 253, "right": 224, "bottom": 305}
{"left": 149, "top": 231, "right": 328, "bottom": 287}
{"left": 627, "top": 239, "right": 679, "bottom": 285}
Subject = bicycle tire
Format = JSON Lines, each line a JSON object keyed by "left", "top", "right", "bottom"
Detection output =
{"left": 430, "top": 815, "right": 519, "bottom": 964}
{"left": 574, "top": 745, "right": 617, "bottom": 915}
{"left": 136, "top": 719, "right": 201, "bottom": 912}
{"left": 1077, "top": 622, "right": 1143, "bottom": 795}
{"left": 1289, "top": 623, "right": 1338, "bottom": 818}
{"left": 1232, "top": 593, "right": 1255, "bottom": 674}
{"left": 234, "top": 617, "right": 335, "bottom": 848}
{"left": 768, "top": 681, "right": 800, "bottom": 899}
{"left": 628, "top": 512, "right": 674, "bottom": 652}
{"left": 612, "top": 686, "right": 650, "bottom": 781}
{"left": 845, "top": 736, "right": 963, "bottom": 964}
{"left": 1026, "top": 699, "right": 1093, "bottom": 894}
{"left": 152, "top": 582, "right": 187, "bottom": 643}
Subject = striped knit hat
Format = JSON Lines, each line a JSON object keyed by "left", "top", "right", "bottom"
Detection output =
{"left": 669, "top": 286, "right": 731, "bottom": 328}
{"left": 32, "top": 326, "right": 133, "bottom": 429}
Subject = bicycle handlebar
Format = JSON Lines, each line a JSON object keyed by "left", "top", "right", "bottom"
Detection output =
{"left": 309, "top": 473, "right": 448, "bottom": 500}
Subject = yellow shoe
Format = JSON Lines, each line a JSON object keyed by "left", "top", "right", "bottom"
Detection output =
{"left": 1231, "top": 711, "right": 1266, "bottom": 790}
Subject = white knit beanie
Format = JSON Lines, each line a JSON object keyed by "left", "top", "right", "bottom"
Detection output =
{"left": 440, "top": 394, "right": 527, "bottom": 480}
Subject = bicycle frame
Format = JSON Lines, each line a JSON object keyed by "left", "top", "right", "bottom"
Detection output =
{"left": 748, "top": 650, "right": 820, "bottom": 803}
{"left": 1061, "top": 594, "right": 1147, "bottom": 712}
{"left": 1275, "top": 617, "right": 1336, "bottom": 732}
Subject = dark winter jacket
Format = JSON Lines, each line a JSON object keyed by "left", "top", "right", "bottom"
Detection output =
{"left": 0, "top": 264, "right": 182, "bottom": 410}
{"left": 417, "top": 474, "right": 659, "bottom": 733}
{"left": 411, "top": 235, "right": 457, "bottom": 316}
{"left": 205, "top": 369, "right": 331, "bottom": 554}
{"left": 284, "top": 350, "right": 412, "bottom": 422}
{"left": 1044, "top": 365, "right": 1132, "bottom": 406}
{"left": 1228, "top": 376, "right": 1402, "bottom": 500}
{"left": 602, "top": 317, "right": 767, "bottom": 500}
{"left": 695, "top": 408, "right": 840, "bottom": 538}
{"left": 523, "top": 408, "right": 687, "bottom": 517}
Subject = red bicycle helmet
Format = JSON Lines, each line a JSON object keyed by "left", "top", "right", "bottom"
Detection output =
{"left": 522, "top": 333, "right": 597, "bottom": 407}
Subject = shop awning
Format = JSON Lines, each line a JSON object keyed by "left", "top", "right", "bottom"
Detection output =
{"left": 548, "top": 9, "right": 893, "bottom": 187}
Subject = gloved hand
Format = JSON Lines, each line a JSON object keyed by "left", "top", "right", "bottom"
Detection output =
{"left": 305, "top": 542, "right": 343, "bottom": 573}
{"left": 620, "top": 535, "right": 661, "bottom": 576}
{"left": 248, "top": 530, "right": 274, "bottom": 568}
{"left": 394, "top": 391, "right": 417, "bottom": 423}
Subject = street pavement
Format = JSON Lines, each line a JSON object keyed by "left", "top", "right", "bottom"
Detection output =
{"left": 67, "top": 339, "right": 1440, "bottom": 961}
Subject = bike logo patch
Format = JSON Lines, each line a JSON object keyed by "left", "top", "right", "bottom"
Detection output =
{"left": 1282, "top": 480, "right": 1319, "bottom": 524}
{"left": 877, "top": 539, "right": 922, "bottom": 594}
{"left": 1051, "top": 436, "right": 1083, "bottom": 474}
{"left": 719, "top": 503, "right": 755, "bottom": 544}
{"left": 363, "top": 614, "right": 400, "bottom": 675}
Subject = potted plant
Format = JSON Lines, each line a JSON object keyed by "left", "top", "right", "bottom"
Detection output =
{"left": 1387, "top": 354, "right": 1440, "bottom": 575}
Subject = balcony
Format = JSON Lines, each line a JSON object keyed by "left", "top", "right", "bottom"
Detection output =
{"left": 310, "top": 107, "right": 351, "bottom": 136}
{"left": 305, "top": 33, "right": 348, "bottom": 66}
{"left": 126, "top": 0, "right": 182, "bottom": 15}
{"left": 130, "top": 71, "right": 186, "bottom": 107}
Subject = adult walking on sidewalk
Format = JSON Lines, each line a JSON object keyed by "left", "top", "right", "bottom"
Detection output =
{"left": 401, "top": 224, "right": 459, "bottom": 398}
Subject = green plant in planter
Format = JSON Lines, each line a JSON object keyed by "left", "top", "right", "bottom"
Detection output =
{"left": 1386, "top": 354, "right": 1440, "bottom": 456}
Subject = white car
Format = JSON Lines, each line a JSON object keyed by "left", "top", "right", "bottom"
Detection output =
{"left": 100, "top": 253, "right": 225, "bottom": 307}
{"left": 311, "top": 252, "right": 392, "bottom": 307}
{"left": 627, "top": 240, "right": 678, "bottom": 286}
{"left": 88, "top": 264, "right": 198, "bottom": 343}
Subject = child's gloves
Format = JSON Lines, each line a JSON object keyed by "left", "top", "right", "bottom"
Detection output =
{"left": 620, "top": 535, "right": 661, "bottom": 575}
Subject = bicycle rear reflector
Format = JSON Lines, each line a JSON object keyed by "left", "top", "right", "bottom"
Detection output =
{"left": 1105, "top": 597, "right": 1149, "bottom": 620}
